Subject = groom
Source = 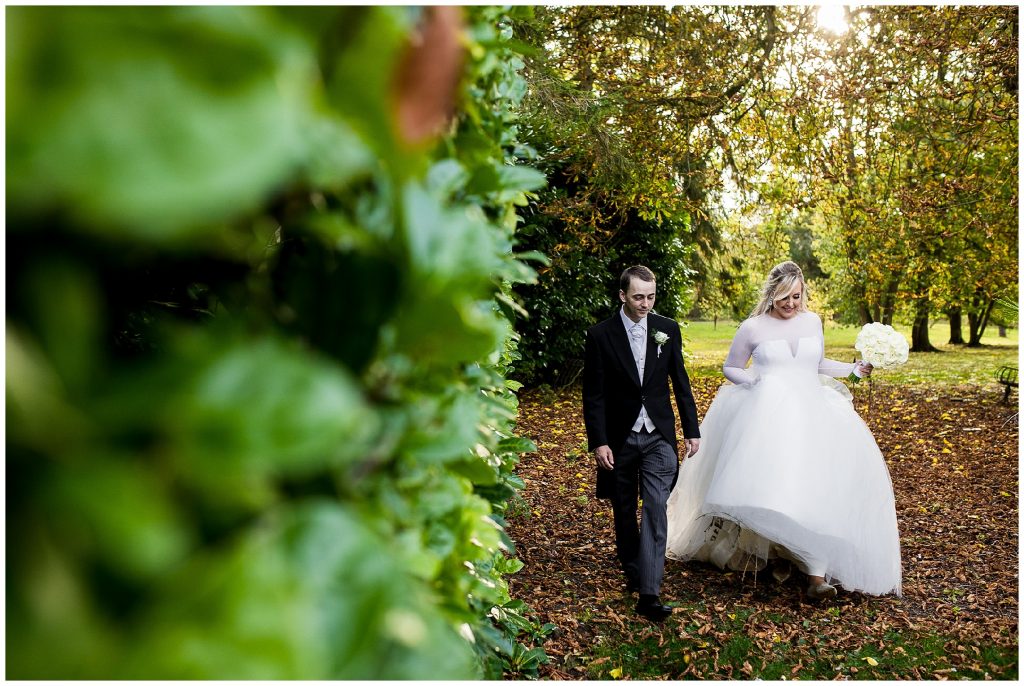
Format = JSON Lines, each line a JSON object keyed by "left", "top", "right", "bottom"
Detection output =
{"left": 582, "top": 265, "right": 701, "bottom": 621}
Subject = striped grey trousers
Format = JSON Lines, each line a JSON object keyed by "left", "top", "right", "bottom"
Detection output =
{"left": 609, "top": 427, "right": 678, "bottom": 597}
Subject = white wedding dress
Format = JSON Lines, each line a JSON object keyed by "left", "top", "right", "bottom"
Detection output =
{"left": 666, "top": 311, "right": 902, "bottom": 596}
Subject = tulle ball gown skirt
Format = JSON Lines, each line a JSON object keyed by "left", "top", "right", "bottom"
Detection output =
{"left": 666, "top": 371, "right": 902, "bottom": 596}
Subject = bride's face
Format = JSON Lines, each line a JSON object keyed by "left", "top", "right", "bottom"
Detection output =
{"left": 771, "top": 282, "right": 803, "bottom": 319}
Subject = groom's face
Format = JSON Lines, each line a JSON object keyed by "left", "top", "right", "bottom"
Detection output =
{"left": 620, "top": 277, "right": 656, "bottom": 322}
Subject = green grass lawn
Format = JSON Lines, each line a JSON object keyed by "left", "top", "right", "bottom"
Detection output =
{"left": 683, "top": 318, "right": 1019, "bottom": 387}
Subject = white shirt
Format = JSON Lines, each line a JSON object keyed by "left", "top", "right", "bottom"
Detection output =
{"left": 620, "top": 307, "right": 656, "bottom": 433}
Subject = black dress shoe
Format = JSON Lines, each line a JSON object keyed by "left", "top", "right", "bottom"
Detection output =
{"left": 635, "top": 595, "right": 673, "bottom": 621}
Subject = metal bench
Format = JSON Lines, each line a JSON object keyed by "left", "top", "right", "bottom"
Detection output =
{"left": 997, "top": 365, "right": 1018, "bottom": 404}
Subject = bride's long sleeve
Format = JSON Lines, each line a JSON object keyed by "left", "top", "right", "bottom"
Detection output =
{"left": 722, "top": 321, "right": 758, "bottom": 385}
{"left": 818, "top": 357, "right": 856, "bottom": 378}
{"left": 814, "top": 317, "right": 857, "bottom": 378}
{"left": 724, "top": 365, "right": 758, "bottom": 385}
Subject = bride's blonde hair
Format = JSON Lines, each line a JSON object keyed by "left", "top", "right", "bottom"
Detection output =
{"left": 750, "top": 261, "right": 808, "bottom": 318}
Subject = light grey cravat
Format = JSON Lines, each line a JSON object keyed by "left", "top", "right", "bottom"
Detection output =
{"left": 629, "top": 323, "right": 645, "bottom": 358}
{"left": 627, "top": 322, "right": 654, "bottom": 431}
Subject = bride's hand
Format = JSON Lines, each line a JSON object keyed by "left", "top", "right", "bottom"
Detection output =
{"left": 856, "top": 361, "right": 874, "bottom": 377}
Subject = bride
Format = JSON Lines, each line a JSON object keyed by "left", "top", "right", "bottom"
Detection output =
{"left": 666, "top": 261, "right": 902, "bottom": 599}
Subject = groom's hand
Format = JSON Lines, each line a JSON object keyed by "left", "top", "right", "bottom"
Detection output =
{"left": 682, "top": 438, "right": 701, "bottom": 459}
{"left": 595, "top": 445, "right": 614, "bottom": 470}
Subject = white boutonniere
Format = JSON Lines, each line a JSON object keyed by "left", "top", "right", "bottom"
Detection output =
{"left": 652, "top": 330, "right": 669, "bottom": 357}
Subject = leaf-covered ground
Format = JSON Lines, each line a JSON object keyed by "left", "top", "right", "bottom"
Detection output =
{"left": 508, "top": 378, "right": 1019, "bottom": 680}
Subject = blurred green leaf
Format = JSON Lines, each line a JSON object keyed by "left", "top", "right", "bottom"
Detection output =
{"left": 498, "top": 436, "right": 537, "bottom": 454}
{"left": 127, "top": 502, "right": 478, "bottom": 679}
{"left": 169, "top": 333, "right": 378, "bottom": 484}
{"left": 7, "top": 7, "right": 317, "bottom": 240}
{"left": 43, "top": 455, "right": 193, "bottom": 579}
{"left": 449, "top": 456, "right": 500, "bottom": 485}
{"left": 6, "top": 523, "right": 120, "bottom": 678}
{"left": 301, "top": 112, "right": 377, "bottom": 189}
{"left": 401, "top": 392, "right": 482, "bottom": 465}
{"left": 6, "top": 327, "right": 92, "bottom": 454}
{"left": 390, "top": 183, "right": 510, "bottom": 365}
{"left": 402, "top": 182, "right": 506, "bottom": 283}
{"left": 465, "top": 161, "right": 545, "bottom": 197}
{"left": 427, "top": 159, "right": 471, "bottom": 198}
{"left": 498, "top": 557, "right": 525, "bottom": 575}
{"left": 321, "top": 6, "right": 413, "bottom": 178}
{"left": 497, "top": 164, "right": 548, "bottom": 193}
{"left": 19, "top": 258, "right": 102, "bottom": 394}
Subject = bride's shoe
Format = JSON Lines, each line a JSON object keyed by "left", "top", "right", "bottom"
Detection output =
{"left": 807, "top": 581, "right": 837, "bottom": 600}
{"left": 771, "top": 560, "right": 792, "bottom": 584}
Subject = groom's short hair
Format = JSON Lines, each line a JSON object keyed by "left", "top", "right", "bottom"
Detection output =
{"left": 620, "top": 265, "right": 656, "bottom": 293}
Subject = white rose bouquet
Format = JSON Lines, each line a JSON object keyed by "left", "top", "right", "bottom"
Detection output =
{"left": 848, "top": 322, "right": 909, "bottom": 383}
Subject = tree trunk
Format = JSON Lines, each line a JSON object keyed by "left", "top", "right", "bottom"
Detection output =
{"left": 948, "top": 307, "right": 965, "bottom": 344}
{"left": 978, "top": 298, "right": 995, "bottom": 338}
{"left": 911, "top": 299, "right": 940, "bottom": 352}
{"left": 967, "top": 309, "right": 981, "bottom": 346}
{"left": 999, "top": 324, "right": 1007, "bottom": 337}
{"left": 857, "top": 300, "right": 873, "bottom": 325}
{"left": 968, "top": 297, "right": 995, "bottom": 346}
{"left": 880, "top": 276, "right": 900, "bottom": 325}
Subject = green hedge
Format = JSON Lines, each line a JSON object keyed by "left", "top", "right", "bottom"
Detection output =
{"left": 7, "top": 6, "right": 549, "bottom": 679}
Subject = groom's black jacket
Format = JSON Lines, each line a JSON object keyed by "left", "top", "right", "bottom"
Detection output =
{"left": 582, "top": 310, "right": 701, "bottom": 499}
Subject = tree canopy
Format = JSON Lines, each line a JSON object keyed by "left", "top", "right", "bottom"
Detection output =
{"left": 511, "top": 5, "right": 1016, "bottom": 382}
